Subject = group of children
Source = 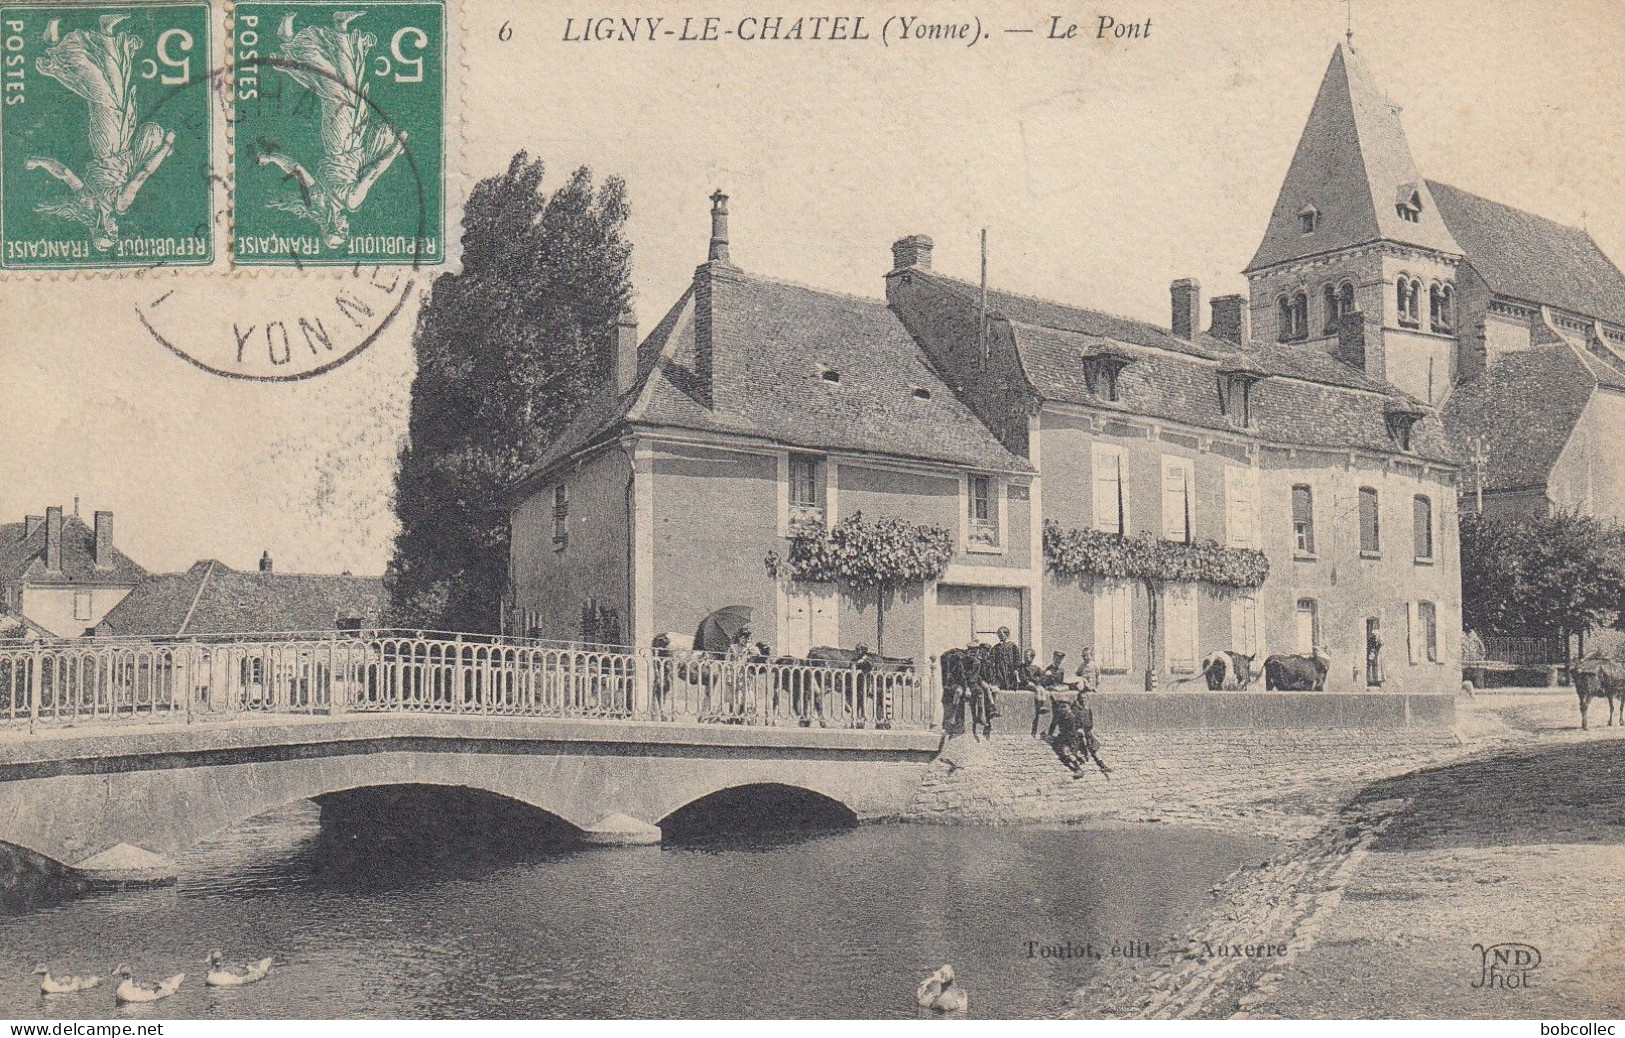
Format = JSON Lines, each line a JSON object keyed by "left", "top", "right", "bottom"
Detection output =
{"left": 1020, "top": 647, "right": 1112, "bottom": 780}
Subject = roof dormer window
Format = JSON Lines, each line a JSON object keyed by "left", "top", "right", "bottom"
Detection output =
{"left": 1298, "top": 205, "right": 1320, "bottom": 234}
{"left": 817, "top": 365, "right": 841, "bottom": 384}
{"left": 1080, "top": 344, "right": 1133, "bottom": 403}
{"left": 1384, "top": 399, "right": 1427, "bottom": 453}
{"left": 1217, "top": 359, "right": 1266, "bottom": 429}
{"left": 911, "top": 386, "right": 931, "bottom": 400}
{"left": 1395, "top": 185, "right": 1423, "bottom": 223}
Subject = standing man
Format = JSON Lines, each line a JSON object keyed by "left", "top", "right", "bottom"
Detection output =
{"left": 991, "top": 626, "right": 1023, "bottom": 690}
{"left": 1074, "top": 646, "right": 1100, "bottom": 694}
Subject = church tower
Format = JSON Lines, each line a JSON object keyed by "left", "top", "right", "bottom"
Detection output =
{"left": 1245, "top": 44, "right": 1463, "bottom": 405}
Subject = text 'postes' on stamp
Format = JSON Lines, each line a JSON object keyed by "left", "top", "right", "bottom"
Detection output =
{"left": 1, "top": 2, "right": 214, "bottom": 270}
{"left": 233, "top": 0, "right": 445, "bottom": 267}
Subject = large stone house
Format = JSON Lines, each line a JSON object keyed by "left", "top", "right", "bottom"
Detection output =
{"left": 510, "top": 182, "right": 1461, "bottom": 694}
{"left": 0, "top": 506, "right": 146, "bottom": 637}
{"left": 1247, "top": 44, "right": 1625, "bottom": 520}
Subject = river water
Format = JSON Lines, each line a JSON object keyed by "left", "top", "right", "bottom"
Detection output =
{"left": 0, "top": 801, "right": 1269, "bottom": 1019}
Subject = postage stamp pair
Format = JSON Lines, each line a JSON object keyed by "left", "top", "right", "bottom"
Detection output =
{"left": 0, "top": 0, "right": 444, "bottom": 270}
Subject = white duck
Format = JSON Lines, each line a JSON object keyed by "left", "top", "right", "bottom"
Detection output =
{"left": 112, "top": 964, "right": 184, "bottom": 1004}
{"left": 204, "top": 950, "right": 273, "bottom": 987}
{"left": 916, "top": 964, "right": 969, "bottom": 1013}
{"left": 32, "top": 965, "right": 102, "bottom": 994}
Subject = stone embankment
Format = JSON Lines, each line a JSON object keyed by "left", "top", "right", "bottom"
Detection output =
{"left": 900, "top": 690, "right": 1501, "bottom": 839}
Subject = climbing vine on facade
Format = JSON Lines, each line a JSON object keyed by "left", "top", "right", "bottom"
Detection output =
{"left": 765, "top": 511, "right": 954, "bottom": 653}
{"left": 1042, "top": 520, "right": 1269, "bottom": 589}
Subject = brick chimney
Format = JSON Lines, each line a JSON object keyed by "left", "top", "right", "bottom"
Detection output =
{"left": 891, "top": 235, "right": 934, "bottom": 272}
{"left": 1210, "top": 295, "right": 1248, "bottom": 345}
{"left": 44, "top": 506, "right": 62, "bottom": 573}
{"left": 259, "top": 550, "right": 273, "bottom": 573}
{"left": 23, "top": 515, "right": 42, "bottom": 540}
{"left": 1171, "top": 278, "right": 1201, "bottom": 341}
{"left": 614, "top": 306, "right": 639, "bottom": 396}
{"left": 93, "top": 510, "right": 113, "bottom": 569}
{"left": 707, "top": 189, "right": 733, "bottom": 266}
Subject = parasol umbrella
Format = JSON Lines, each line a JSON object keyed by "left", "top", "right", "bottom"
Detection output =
{"left": 694, "top": 605, "right": 753, "bottom": 654}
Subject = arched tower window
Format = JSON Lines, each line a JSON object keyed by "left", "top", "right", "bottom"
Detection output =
{"left": 1292, "top": 291, "right": 1308, "bottom": 341}
{"left": 1339, "top": 282, "right": 1356, "bottom": 316}
{"left": 1322, "top": 284, "right": 1339, "bottom": 333}
{"left": 1277, "top": 295, "right": 1292, "bottom": 342}
{"left": 1430, "top": 283, "right": 1454, "bottom": 333}
{"left": 1398, "top": 276, "right": 1421, "bottom": 328}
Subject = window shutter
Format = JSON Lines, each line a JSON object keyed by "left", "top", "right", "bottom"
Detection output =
{"left": 1165, "top": 585, "right": 1197, "bottom": 673}
{"left": 1414, "top": 497, "right": 1432, "bottom": 559}
{"left": 1226, "top": 466, "right": 1255, "bottom": 549}
{"left": 1408, "top": 601, "right": 1421, "bottom": 664}
{"left": 1162, "top": 459, "right": 1190, "bottom": 541}
{"left": 1093, "top": 449, "right": 1122, "bottom": 534}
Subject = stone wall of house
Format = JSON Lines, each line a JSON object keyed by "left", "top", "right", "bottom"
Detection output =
{"left": 1549, "top": 388, "right": 1625, "bottom": 524}
{"left": 510, "top": 447, "right": 631, "bottom": 643}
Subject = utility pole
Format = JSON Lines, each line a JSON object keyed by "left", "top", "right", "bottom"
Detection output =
{"left": 979, "top": 229, "right": 989, "bottom": 364}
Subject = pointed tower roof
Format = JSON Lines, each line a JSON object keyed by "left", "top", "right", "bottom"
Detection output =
{"left": 1246, "top": 44, "right": 1460, "bottom": 273}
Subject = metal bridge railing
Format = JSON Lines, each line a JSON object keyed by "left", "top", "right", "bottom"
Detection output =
{"left": 0, "top": 635, "right": 935, "bottom": 733}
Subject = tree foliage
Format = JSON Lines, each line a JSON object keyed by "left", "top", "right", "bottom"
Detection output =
{"left": 1460, "top": 510, "right": 1625, "bottom": 638}
{"left": 1042, "top": 521, "right": 1269, "bottom": 589}
{"left": 389, "top": 153, "right": 632, "bottom": 631}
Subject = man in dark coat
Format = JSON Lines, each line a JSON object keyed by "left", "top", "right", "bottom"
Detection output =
{"left": 991, "top": 627, "right": 1023, "bottom": 689}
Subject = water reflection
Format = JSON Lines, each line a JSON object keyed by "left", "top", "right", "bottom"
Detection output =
{"left": 0, "top": 793, "right": 1271, "bottom": 1019}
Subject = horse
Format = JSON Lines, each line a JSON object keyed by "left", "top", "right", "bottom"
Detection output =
{"left": 1571, "top": 656, "right": 1624, "bottom": 730}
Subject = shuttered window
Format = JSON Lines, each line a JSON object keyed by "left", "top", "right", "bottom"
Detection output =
{"left": 1359, "top": 487, "right": 1380, "bottom": 555}
{"left": 1413, "top": 495, "right": 1433, "bottom": 560}
{"left": 1295, "top": 598, "right": 1319, "bottom": 654}
{"left": 1411, "top": 600, "right": 1439, "bottom": 663}
{"left": 1231, "top": 595, "right": 1259, "bottom": 657}
{"left": 1225, "top": 466, "right": 1259, "bottom": 549}
{"left": 1095, "top": 582, "right": 1133, "bottom": 672}
{"left": 1291, "top": 484, "right": 1315, "bottom": 555}
{"left": 1161, "top": 456, "right": 1194, "bottom": 543}
{"left": 1164, "top": 584, "right": 1198, "bottom": 674}
{"left": 1093, "top": 445, "right": 1126, "bottom": 535}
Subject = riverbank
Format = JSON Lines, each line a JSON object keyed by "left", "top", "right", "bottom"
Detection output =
{"left": 1062, "top": 688, "right": 1625, "bottom": 1019}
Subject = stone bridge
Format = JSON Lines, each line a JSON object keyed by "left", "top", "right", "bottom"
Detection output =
{"left": 0, "top": 714, "right": 940, "bottom": 882}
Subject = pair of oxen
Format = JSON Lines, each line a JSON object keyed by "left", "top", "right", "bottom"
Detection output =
{"left": 1197, "top": 649, "right": 1330, "bottom": 691}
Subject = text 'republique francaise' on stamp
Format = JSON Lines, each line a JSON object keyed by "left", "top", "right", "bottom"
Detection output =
{"left": 0, "top": 1, "right": 215, "bottom": 270}
{"left": 232, "top": 0, "right": 445, "bottom": 267}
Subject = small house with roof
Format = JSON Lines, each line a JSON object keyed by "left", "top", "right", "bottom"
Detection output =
{"left": 0, "top": 505, "right": 146, "bottom": 637}
{"left": 96, "top": 552, "right": 385, "bottom": 637}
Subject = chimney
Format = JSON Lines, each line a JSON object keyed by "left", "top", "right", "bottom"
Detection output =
{"left": 891, "top": 235, "right": 934, "bottom": 272}
{"left": 1210, "top": 295, "right": 1248, "bottom": 345}
{"left": 1336, "top": 311, "right": 1368, "bottom": 372}
{"left": 707, "top": 190, "right": 733, "bottom": 266}
{"left": 1171, "top": 278, "right": 1201, "bottom": 341}
{"left": 615, "top": 306, "right": 639, "bottom": 396}
{"left": 23, "top": 515, "right": 42, "bottom": 540}
{"left": 44, "top": 506, "right": 62, "bottom": 573}
{"left": 259, "top": 550, "right": 273, "bottom": 573}
{"left": 93, "top": 510, "right": 113, "bottom": 569}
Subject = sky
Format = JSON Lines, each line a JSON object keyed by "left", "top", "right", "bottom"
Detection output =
{"left": 3, "top": 0, "right": 1623, "bottom": 575}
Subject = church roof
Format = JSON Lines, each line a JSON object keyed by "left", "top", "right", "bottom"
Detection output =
{"left": 1246, "top": 44, "right": 1461, "bottom": 273}
{"left": 1428, "top": 181, "right": 1625, "bottom": 328}
{"left": 1441, "top": 340, "right": 1597, "bottom": 493}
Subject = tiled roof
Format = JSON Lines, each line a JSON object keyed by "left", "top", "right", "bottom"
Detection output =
{"left": 98, "top": 560, "right": 386, "bottom": 637}
{"left": 1428, "top": 181, "right": 1625, "bottom": 328}
{"left": 0, "top": 516, "right": 147, "bottom": 586}
{"left": 1247, "top": 45, "right": 1460, "bottom": 273}
{"left": 518, "top": 268, "right": 1032, "bottom": 488}
{"left": 1442, "top": 339, "right": 1597, "bottom": 492}
{"left": 1010, "top": 322, "right": 1453, "bottom": 462}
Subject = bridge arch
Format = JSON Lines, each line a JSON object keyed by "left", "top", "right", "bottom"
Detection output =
{"left": 658, "top": 782, "right": 860, "bottom": 840}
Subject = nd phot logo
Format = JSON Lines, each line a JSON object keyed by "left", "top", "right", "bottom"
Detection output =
{"left": 1472, "top": 942, "right": 1541, "bottom": 990}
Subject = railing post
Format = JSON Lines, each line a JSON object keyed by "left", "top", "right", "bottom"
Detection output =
{"left": 28, "top": 648, "right": 40, "bottom": 734}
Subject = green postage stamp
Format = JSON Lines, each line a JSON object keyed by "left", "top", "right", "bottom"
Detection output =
{"left": 0, "top": 2, "right": 214, "bottom": 270}
{"left": 233, "top": 0, "right": 445, "bottom": 266}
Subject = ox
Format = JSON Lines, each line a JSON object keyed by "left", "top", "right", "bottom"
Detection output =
{"left": 1200, "top": 650, "right": 1259, "bottom": 691}
{"left": 1263, "top": 651, "right": 1329, "bottom": 691}
{"left": 803, "top": 645, "right": 913, "bottom": 729}
{"left": 1571, "top": 656, "right": 1625, "bottom": 730}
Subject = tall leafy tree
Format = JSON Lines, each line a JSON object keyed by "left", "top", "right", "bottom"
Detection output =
{"left": 1460, "top": 510, "right": 1625, "bottom": 645}
{"left": 389, "top": 154, "right": 632, "bottom": 631}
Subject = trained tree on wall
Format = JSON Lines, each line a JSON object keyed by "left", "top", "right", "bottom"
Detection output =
{"left": 764, "top": 511, "right": 955, "bottom": 656}
{"left": 1460, "top": 510, "right": 1625, "bottom": 654}
{"left": 1042, "top": 521, "right": 1270, "bottom": 690}
{"left": 389, "top": 153, "right": 633, "bottom": 631}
